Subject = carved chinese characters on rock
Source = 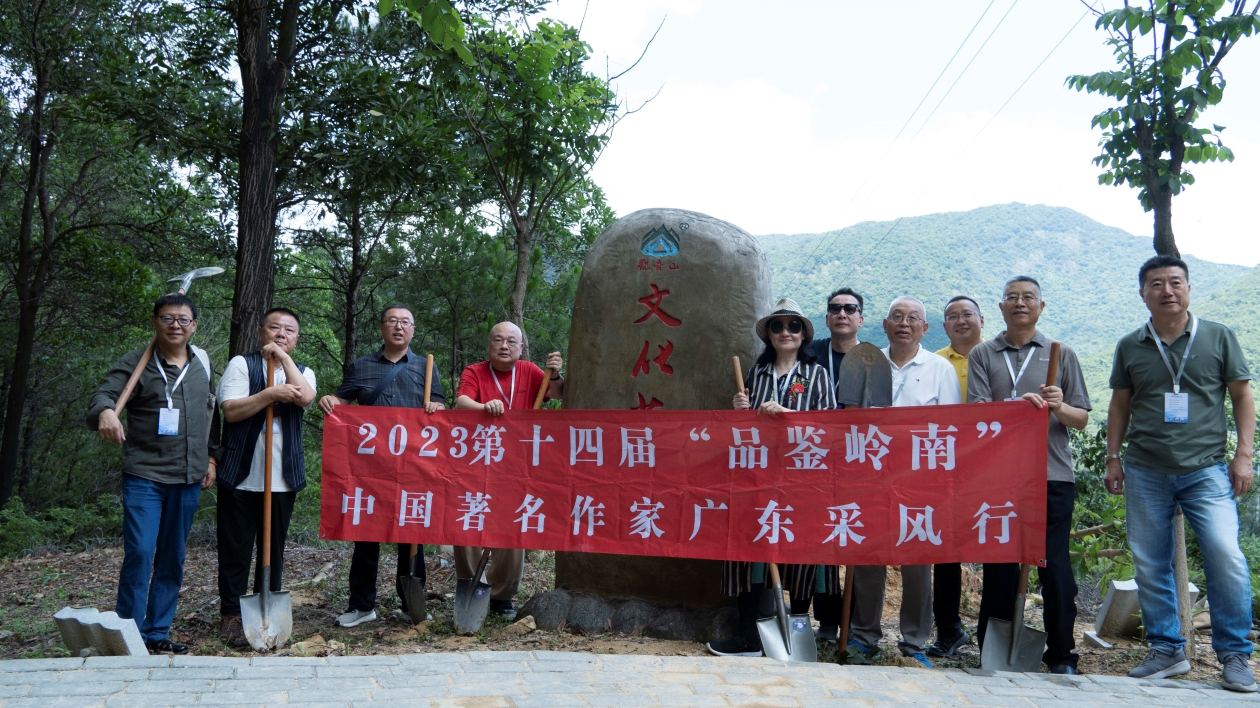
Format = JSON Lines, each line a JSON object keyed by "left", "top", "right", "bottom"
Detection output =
{"left": 320, "top": 403, "right": 1051, "bottom": 566}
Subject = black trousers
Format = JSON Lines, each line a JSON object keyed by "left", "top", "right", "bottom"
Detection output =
{"left": 977, "top": 481, "right": 1079, "bottom": 669}
{"left": 933, "top": 563, "right": 963, "bottom": 639}
{"left": 348, "top": 541, "right": 425, "bottom": 613}
{"left": 790, "top": 592, "right": 844, "bottom": 626}
{"left": 217, "top": 487, "right": 296, "bottom": 617}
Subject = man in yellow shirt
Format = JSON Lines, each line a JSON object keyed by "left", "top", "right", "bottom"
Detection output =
{"left": 927, "top": 295, "right": 984, "bottom": 658}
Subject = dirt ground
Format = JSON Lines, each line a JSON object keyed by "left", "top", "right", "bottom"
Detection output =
{"left": 0, "top": 546, "right": 1251, "bottom": 681}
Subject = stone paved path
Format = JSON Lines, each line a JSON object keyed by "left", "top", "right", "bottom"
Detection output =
{"left": 1, "top": 651, "right": 1258, "bottom": 707}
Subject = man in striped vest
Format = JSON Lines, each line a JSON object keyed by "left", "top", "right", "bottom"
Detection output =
{"left": 215, "top": 308, "right": 317, "bottom": 647}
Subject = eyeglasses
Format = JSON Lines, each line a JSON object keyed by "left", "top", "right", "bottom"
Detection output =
{"left": 827, "top": 303, "right": 861, "bottom": 316}
{"left": 1002, "top": 294, "right": 1040, "bottom": 305}
{"left": 944, "top": 311, "right": 979, "bottom": 323}
{"left": 887, "top": 315, "right": 924, "bottom": 325}
{"left": 769, "top": 319, "right": 803, "bottom": 335}
{"left": 490, "top": 337, "right": 521, "bottom": 347}
{"left": 158, "top": 316, "right": 194, "bottom": 327}
{"left": 383, "top": 318, "right": 414, "bottom": 328}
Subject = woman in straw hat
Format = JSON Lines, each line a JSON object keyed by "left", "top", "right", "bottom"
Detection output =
{"left": 707, "top": 297, "right": 842, "bottom": 657}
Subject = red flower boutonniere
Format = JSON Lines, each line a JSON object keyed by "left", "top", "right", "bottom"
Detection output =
{"left": 789, "top": 382, "right": 806, "bottom": 395}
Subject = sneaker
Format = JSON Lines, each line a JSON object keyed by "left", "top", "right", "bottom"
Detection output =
{"left": 219, "top": 614, "right": 246, "bottom": 648}
{"left": 1221, "top": 653, "right": 1258, "bottom": 693}
{"left": 847, "top": 638, "right": 878, "bottom": 658}
{"left": 815, "top": 624, "right": 838, "bottom": 644}
{"left": 336, "top": 609, "right": 377, "bottom": 628}
{"left": 489, "top": 599, "right": 516, "bottom": 620}
{"left": 1128, "top": 646, "right": 1191, "bottom": 679}
{"left": 145, "top": 638, "right": 188, "bottom": 655}
{"left": 904, "top": 651, "right": 934, "bottom": 669}
{"left": 926, "top": 630, "right": 969, "bottom": 658}
{"left": 707, "top": 635, "right": 763, "bottom": 658}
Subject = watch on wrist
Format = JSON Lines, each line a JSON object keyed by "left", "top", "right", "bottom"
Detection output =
{"left": 1105, "top": 454, "right": 1122, "bottom": 461}
{"left": 550, "top": 373, "right": 562, "bottom": 381}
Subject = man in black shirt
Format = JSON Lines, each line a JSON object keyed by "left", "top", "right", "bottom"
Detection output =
{"left": 318, "top": 303, "right": 445, "bottom": 627}
{"left": 805, "top": 287, "right": 866, "bottom": 402}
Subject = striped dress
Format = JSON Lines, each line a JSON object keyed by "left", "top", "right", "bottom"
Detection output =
{"left": 721, "top": 359, "right": 840, "bottom": 601}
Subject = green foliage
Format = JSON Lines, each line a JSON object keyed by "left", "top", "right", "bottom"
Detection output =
{"left": 1070, "top": 428, "right": 1134, "bottom": 590}
{"left": 1065, "top": 1, "right": 1259, "bottom": 235}
{"left": 0, "top": 496, "right": 123, "bottom": 557}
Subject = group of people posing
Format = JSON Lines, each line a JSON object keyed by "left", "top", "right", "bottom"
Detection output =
{"left": 87, "top": 253, "right": 1254, "bottom": 692}
{"left": 705, "top": 254, "right": 1255, "bottom": 694}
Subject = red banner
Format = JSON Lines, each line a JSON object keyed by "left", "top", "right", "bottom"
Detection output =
{"left": 320, "top": 403, "right": 1048, "bottom": 566}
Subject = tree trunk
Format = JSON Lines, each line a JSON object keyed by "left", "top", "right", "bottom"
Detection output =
{"left": 342, "top": 204, "right": 363, "bottom": 376}
{"left": 508, "top": 216, "right": 533, "bottom": 358}
{"left": 227, "top": 0, "right": 298, "bottom": 357}
{"left": 1152, "top": 188, "right": 1179, "bottom": 257}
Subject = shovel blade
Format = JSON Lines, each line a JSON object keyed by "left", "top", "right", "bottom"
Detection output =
{"left": 240, "top": 589, "right": 292, "bottom": 652}
{"left": 453, "top": 579, "right": 491, "bottom": 635}
{"left": 756, "top": 615, "right": 818, "bottom": 663}
{"left": 835, "top": 342, "right": 893, "bottom": 408}
{"left": 980, "top": 618, "right": 1046, "bottom": 672}
{"left": 402, "top": 576, "right": 427, "bottom": 625}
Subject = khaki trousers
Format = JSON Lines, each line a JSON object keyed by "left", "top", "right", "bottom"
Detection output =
{"left": 849, "top": 564, "right": 933, "bottom": 654}
{"left": 453, "top": 547, "right": 524, "bottom": 602}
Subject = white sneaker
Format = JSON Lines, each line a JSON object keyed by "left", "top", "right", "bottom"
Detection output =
{"left": 336, "top": 609, "right": 377, "bottom": 628}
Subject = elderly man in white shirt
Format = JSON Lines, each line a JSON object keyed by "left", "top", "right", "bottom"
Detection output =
{"left": 846, "top": 296, "right": 960, "bottom": 668}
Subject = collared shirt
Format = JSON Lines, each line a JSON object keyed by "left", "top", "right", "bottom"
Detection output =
{"left": 1110, "top": 313, "right": 1250, "bottom": 475}
{"left": 880, "top": 345, "right": 961, "bottom": 408}
{"left": 936, "top": 344, "right": 969, "bottom": 401}
{"left": 457, "top": 360, "right": 550, "bottom": 411}
{"left": 218, "top": 355, "right": 318, "bottom": 492}
{"left": 87, "top": 345, "right": 219, "bottom": 485}
{"left": 805, "top": 338, "right": 853, "bottom": 401}
{"left": 334, "top": 348, "right": 446, "bottom": 408}
{"left": 745, "top": 360, "right": 836, "bottom": 411}
{"left": 968, "top": 329, "right": 1092, "bottom": 483}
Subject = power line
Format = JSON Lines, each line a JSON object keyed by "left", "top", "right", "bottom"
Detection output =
{"left": 838, "top": 3, "right": 1095, "bottom": 285}
{"left": 784, "top": 0, "right": 999, "bottom": 289}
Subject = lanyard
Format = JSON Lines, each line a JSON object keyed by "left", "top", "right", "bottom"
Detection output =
{"left": 1147, "top": 315, "right": 1199, "bottom": 395}
{"left": 771, "top": 363, "right": 799, "bottom": 407}
{"left": 154, "top": 353, "right": 190, "bottom": 410}
{"left": 828, "top": 339, "right": 859, "bottom": 377}
{"left": 1002, "top": 348, "right": 1035, "bottom": 395}
{"left": 492, "top": 364, "right": 516, "bottom": 409}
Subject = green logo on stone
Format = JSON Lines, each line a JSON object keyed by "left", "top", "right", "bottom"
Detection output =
{"left": 641, "top": 225, "right": 680, "bottom": 257}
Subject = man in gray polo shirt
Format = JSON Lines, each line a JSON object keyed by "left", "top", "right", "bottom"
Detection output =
{"left": 1106, "top": 255, "right": 1255, "bottom": 692}
{"left": 968, "top": 275, "right": 1090, "bottom": 674}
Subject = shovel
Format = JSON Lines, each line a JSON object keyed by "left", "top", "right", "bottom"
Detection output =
{"left": 453, "top": 548, "right": 493, "bottom": 634}
{"left": 241, "top": 358, "right": 292, "bottom": 651}
{"left": 980, "top": 342, "right": 1059, "bottom": 671}
{"left": 400, "top": 355, "right": 436, "bottom": 625}
{"left": 756, "top": 563, "right": 817, "bottom": 662}
{"left": 834, "top": 342, "right": 893, "bottom": 409}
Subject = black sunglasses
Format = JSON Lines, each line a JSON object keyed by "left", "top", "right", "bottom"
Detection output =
{"left": 769, "top": 319, "right": 804, "bottom": 334}
{"left": 827, "top": 303, "right": 861, "bottom": 315}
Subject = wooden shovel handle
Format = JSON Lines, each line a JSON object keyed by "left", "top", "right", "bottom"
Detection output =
{"left": 838, "top": 566, "right": 855, "bottom": 652}
{"left": 423, "top": 354, "right": 434, "bottom": 406}
{"left": 261, "top": 357, "right": 276, "bottom": 569}
{"left": 533, "top": 366, "right": 555, "bottom": 410}
{"left": 1045, "top": 341, "right": 1061, "bottom": 388}
{"left": 732, "top": 356, "right": 746, "bottom": 395}
{"left": 1015, "top": 563, "right": 1031, "bottom": 596}
{"left": 114, "top": 338, "right": 157, "bottom": 413}
{"left": 766, "top": 561, "right": 781, "bottom": 588}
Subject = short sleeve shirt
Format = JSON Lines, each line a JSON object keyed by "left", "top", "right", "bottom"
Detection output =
{"left": 218, "top": 355, "right": 317, "bottom": 492}
{"left": 968, "top": 330, "right": 1091, "bottom": 483}
{"left": 805, "top": 339, "right": 848, "bottom": 400}
{"left": 457, "top": 360, "right": 548, "bottom": 411}
{"left": 880, "top": 346, "right": 961, "bottom": 408}
{"left": 1109, "top": 315, "right": 1251, "bottom": 475}
{"left": 334, "top": 349, "right": 445, "bottom": 408}
{"left": 935, "top": 344, "right": 969, "bottom": 401}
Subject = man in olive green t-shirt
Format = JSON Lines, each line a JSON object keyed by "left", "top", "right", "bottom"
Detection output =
{"left": 1106, "top": 255, "right": 1255, "bottom": 692}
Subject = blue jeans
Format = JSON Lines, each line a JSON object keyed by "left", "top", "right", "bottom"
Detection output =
{"left": 1124, "top": 461, "right": 1254, "bottom": 658}
{"left": 117, "top": 474, "right": 201, "bottom": 642}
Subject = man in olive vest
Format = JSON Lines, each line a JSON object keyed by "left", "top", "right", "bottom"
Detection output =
{"left": 215, "top": 308, "right": 316, "bottom": 647}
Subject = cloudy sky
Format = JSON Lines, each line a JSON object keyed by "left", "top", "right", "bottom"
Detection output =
{"left": 544, "top": 1, "right": 1260, "bottom": 266}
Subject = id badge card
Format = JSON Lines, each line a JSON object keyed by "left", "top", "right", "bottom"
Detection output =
{"left": 1164, "top": 392, "right": 1189, "bottom": 424}
{"left": 158, "top": 407, "right": 181, "bottom": 436}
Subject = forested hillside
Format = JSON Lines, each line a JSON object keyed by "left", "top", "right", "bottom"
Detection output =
{"left": 760, "top": 203, "right": 1256, "bottom": 399}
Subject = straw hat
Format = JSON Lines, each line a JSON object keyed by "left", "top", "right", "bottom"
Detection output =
{"left": 755, "top": 297, "right": 814, "bottom": 341}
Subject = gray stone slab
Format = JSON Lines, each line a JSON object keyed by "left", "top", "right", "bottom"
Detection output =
{"left": 520, "top": 683, "right": 594, "bottom": 694}
{"left": 170, "top": 657, "right": 250, "bottom": 669}
{"left": 509, "top": 696, "right": 589, "bottom": 708}
{"left": 367, "top": 687, "right": 450, "bottom": 700}
{"left": 395, "top": 653, "right": 468, "bottom": 666}
{"left": 0, "top": 686, "right": 30, "bottom": 699}
{"left": 82, "top": 658, "right": 168, "bottom": 670}
{"left": 726, "top": 697, "right": 797, "bottom": 707}
{"left": 58, "top": 670, "right": 151, "bottom": 683}
{"left": 121, "top": 680, "right": 213, "bottom": 694}
{"left": 147, "top": 668, "right": 234, "bottom": 681}
{"left": 7, "top": 697, "right": 107, "bottom": 708}
{"left": 466, "top": 651, "right": 533, "bottom": 662}
{"left": 585, "top": 695, "right": 660, "bottom": 708}
{"left": 293, "top": 678, "right": 377, "bottom": 692}
{"left": 372, "top": 675, "right": 452, "bottom": 689}
{"left": 195, "top": 692, "right": 288, "bottom": 705}
{"left": 311, "top": 666, "right": 390, "bottom": 679}
{"left": 655, "top": 697, "right": 726, "bottom": 708}
{"left": 0, "top": 658, "right": 85, "bottom": 672}
{"left": 106, "top": 695, "right": 194, "bottom": 707}
{"left": 248, "top": 657, "right": 326, "bottom": 666}
{"left": 325, "top": 655, "right": 399, "bottom": 666}
{"left": 211, "top": 679, "right": 298, "bottom": 693}
{"left": 447, "top": 683, "right": 523, "bottom": 697}
{"left": 0, "top": 673, "right": 56, "bottom": 685}
{"left": 232, "top": 666, "right": 315, "bottom": 680}
{"left": 54, "top": 608, "right": 148, "bottom": 658}
{"left": 30, "top": 682, "right": 127, "bottom": 696}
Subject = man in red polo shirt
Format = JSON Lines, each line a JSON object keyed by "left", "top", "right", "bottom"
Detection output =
{"left": 453, "top": 321, "right": 564, "bottom": 618}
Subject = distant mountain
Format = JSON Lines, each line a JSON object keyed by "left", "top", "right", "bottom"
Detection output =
{"left": 758, "top": 203, "right": 1255, "bottom": 406}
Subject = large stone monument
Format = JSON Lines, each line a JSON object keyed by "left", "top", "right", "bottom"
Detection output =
{"left": 558, "top": 208, "right": 772, "bottom": 607}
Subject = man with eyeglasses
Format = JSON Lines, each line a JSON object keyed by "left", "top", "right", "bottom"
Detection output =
{"left": 318, "top": 303, "right": 446, "bottom": 628}
{"left": 968, "top": 276, "right": 1090, "bottom": 675}
{"left": 928, "top": 295, "right": 984, "bottom": 659}
{"left": 215, "top": 308, "right": 316, "bottom": 647}
{"left": 806, "top": 288, "right": 866, "bottom": 400}
{"left": 88, "top": 293, "right": 219, "bottom": 654}
{"left": 452, "top": 321, "right": 565, "bottom": 618}
{"left": 848, "top": 297, "right": 960, "bottom": 668}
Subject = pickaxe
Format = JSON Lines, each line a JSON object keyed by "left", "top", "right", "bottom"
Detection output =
{"left": 113, "top": 267, "right": 224, "bottom": 413}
